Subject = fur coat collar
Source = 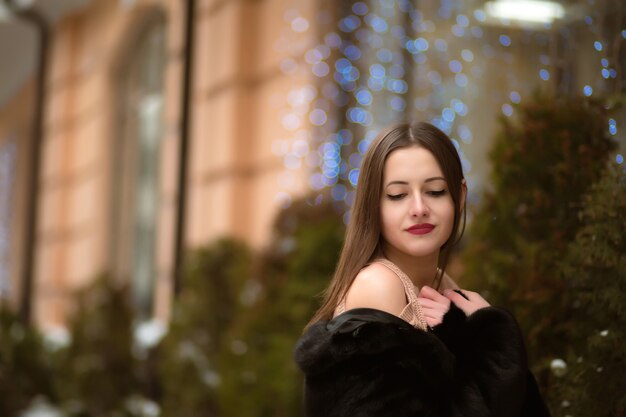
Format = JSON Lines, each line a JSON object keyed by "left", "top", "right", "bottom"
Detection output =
{"left": 294, "top": 304, "right": 551, "bottom": 417}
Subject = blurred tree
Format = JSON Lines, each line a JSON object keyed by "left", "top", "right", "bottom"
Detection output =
{"left": 0, "top": 307, "right": 55, "bottom": 415}
{"left": 216, "top": 193, "right": 345, "bottom": 417}
{"left": 54, "top": 277, "right": 140, "bottom": 416}
{"left": 158, "top": 238, "right": 252, "bottom": 417}
{"left": 551, "top": 163, "right": 626, "bottom": 417}
{"left": 157, "top": 194, "right": 344, "bottom": 417}
{"left": 461, "top": 95, "right": 617, "bottom": 404}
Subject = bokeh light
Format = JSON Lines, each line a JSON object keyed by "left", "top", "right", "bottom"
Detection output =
{"left": 274, "top": 1, "right": 625, "bottom": 211}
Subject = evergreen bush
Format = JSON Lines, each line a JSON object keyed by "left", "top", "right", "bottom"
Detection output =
{"left": 53, "top": 277, "right": 143, "bottom": 416}
{"left": 157, "top": 238, "right": 253, "bottom": 417}
{"left": 157, "top": 194, "right": 344, "bottom": 417}
{"left": 552, "top": 163, "right": 626, "bottom": 417}
{"left": 1, "top": 193, "right": 343, "bottom": 416}
{"left": 0, "top": 307, "right": 55, "bottom": 415}
{"left": 461, "top": 95, "right": 617, "bottom": 409}
{"left": 215, "top": 194, "right": 344, "bottom": 417}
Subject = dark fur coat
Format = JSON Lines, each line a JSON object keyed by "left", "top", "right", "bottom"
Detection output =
{"left": 294, "top": 303, "right": 551, "bottom": 417}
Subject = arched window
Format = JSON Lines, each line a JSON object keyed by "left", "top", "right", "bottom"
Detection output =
{"left": 112, "top": 13, "right": 166, "bottom": 318}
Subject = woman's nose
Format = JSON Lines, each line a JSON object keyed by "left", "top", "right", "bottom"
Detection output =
{"left": 409, "top": 195, "right": 429, "bottom": 217}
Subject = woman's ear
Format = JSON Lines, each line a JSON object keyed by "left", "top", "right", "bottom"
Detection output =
{"left": 460, "top": 179, "right": 467, "bottom": 213}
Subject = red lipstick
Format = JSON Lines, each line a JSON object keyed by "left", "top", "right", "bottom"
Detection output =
{"left": 406, "top": 223, "right": 435, "bottom": 235}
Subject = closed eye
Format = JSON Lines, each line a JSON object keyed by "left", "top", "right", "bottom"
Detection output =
{"left": 386, "top": 194, "right": 406, "bottom": 201}
{"left": 427, "top": 190, "right": 447, "bottom": 197}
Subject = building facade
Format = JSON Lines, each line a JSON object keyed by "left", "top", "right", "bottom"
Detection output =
{"left": 0, "top": 0, "right": 316, "bottom": 331}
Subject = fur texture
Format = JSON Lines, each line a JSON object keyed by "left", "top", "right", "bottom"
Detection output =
{"left": 294, "top": 305, "right": 551, "bottom": 417}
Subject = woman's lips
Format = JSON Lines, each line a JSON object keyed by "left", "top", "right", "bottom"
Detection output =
{"left": 406, "top": 224, "right": 435, "bottom": 235}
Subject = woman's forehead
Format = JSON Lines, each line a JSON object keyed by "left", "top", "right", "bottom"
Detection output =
{"left": 383, "top": 146, "right": 444, "bottom": 180}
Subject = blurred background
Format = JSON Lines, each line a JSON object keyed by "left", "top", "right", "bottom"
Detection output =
{"left": 0, "top": 0, "right": 625, "bottom": 416}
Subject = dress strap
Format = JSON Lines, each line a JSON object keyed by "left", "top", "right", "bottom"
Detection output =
{"left": 373, "top": 259, "right": 420, "bottom": 302}
{"left": 334, "top": 259, "right": 428, "bottom": 330}
{"left": 372, "top": 259, "right": 428, "bottom": 331}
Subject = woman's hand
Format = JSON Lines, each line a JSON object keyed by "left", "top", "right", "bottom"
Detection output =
{"left": 417, "top": 286, "right": 451, "bottom": 328}
{"left": 443, "top": 289, "right": 490, "bottom": 316}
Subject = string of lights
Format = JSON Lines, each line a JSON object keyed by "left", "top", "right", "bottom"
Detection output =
{"left": 273, "top": 0, "right": 624, "bottom": 218}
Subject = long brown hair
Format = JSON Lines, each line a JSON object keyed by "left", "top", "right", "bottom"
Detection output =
{"left": 306, "top": 121, "right": 467, "bottom": 328}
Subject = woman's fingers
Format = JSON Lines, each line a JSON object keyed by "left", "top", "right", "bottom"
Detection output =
{"left": 420, "top": 303, "right": 446, "bottom": 315}
{"left": 424, "top": 315, "right": 441, "bottom": 328}
{"left": 443, "top": 289, "right": 490, "bottom": 316}
{"left": 419, "top": 285, "right": 450, "bottom": 303}
{"left": 461, "top": 290, "right": 490, "bottom": 309}
{"left": 417, "top": 297, "right": 448, "bottom": 310}
{"left": 443, "top": 290, "right": 470, "bottom": 311}
{"left": 420, "top": 285, "right": 491, "bottom": 326}
{"left": 418, "top": 286, "right": 451, "bottom": 327}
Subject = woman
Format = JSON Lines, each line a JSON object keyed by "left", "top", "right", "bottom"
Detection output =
{"left": 294, "top": 122, "right": 550, "bottom": 417}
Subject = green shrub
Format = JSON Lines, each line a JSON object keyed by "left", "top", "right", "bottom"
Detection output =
{"left": 216, "top": 194, "right": 344, "bottom": 417}
{"left": 158, "top": 238, "right": 252, "bottom": 417}
{"left": 2, "top": 193, "right": 345, "bottom": 417}
{"left": 461, "top": 95, "right": 617, "bottom": 411}
{"left": 157, "top": 193, "right": 344, "bottom": 417}
{"left": 53, "top": 277, "right": 142, "bottom": 416}
{"left": 552, "top": 163, "right": 626, "bottom": 417}
{"left": 0, "top": 307, "right": 55, "bottom": 415}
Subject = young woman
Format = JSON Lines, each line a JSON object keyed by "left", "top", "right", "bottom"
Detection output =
{"left": 294, "top": 122, "right": 550, "bottom": 417}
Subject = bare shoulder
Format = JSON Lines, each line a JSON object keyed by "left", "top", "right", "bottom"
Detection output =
{"left": 344, "top": 263, "right": 407, "bottom": 316}
{"left": 441, "top": 271, "right": 460, "bottom": 291}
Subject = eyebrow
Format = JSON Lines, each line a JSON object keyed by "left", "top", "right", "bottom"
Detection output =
{"left": 385, "top": 176, "right": 447, "bottom": 187}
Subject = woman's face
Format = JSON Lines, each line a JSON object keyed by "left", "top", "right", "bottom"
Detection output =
{"left": 379, "top": 146, "right": 456, "bottom": 260}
